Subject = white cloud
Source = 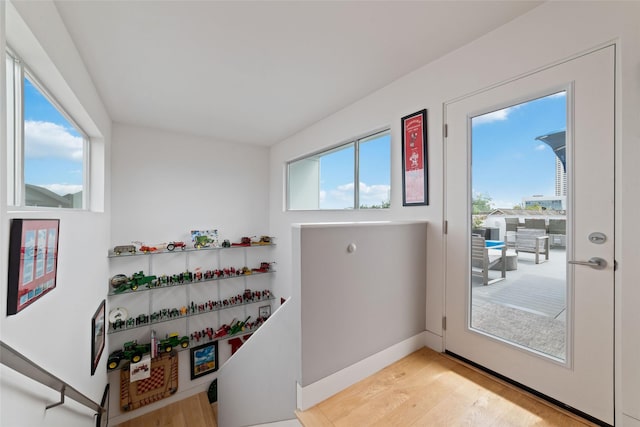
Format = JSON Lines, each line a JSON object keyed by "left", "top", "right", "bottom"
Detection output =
{"left": 24, "top": 120, "right": 83, "bottom": 161}
{"left": 40, "top": 183, "right": 83, "bottom": 196}
{"left": 322, "top": 181, "right": 390, "bottom": 208}
{"left": 473, "top": 108, "right": 509, "bottom": 125}
{"left": 473, "top": 104, "right": 524, "bottom": 126}
{"left": 535, "top": 144, "right": 547, "bottom": 151}
{"left": 359, "top": 182, "right": 390, "bottom": 206}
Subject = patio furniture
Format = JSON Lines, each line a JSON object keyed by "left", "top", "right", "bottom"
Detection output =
{"left": 524, "top": 218, "right": 547, "bottom": 231}
{"left": 505, "top": 217, "right": 520, "bottom": 232}
{"left": 515, "top": 229, "right": 549, "bottom": 264}
{"left": 549, "top": 219, "right": 567, "bottom": 248}
{"left": 472, "top": 235, "right": 506, "bottom": 285}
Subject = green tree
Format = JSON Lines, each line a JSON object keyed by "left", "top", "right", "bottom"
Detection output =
{"left": 472, "top": 193, "right": 493, "bottom": 214}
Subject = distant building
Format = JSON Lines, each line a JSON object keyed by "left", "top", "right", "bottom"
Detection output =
{"left": 555, "top": 157, "right": 567, "bottom": 196}
{"left": 522, "top": 195, "right": 566, "bottom": 211}
{"left": 535, "top": 130, "right": 567, "bottom": 197}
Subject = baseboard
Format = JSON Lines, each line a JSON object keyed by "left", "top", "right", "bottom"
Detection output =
{"left": 296, "top": 332, "right": 427, "bottom": 411}
{"left": 424, "top": 329, "right": 443, "bottom": 352}
{"left": 622, "top": 413, "right": 640, "bottom": 427}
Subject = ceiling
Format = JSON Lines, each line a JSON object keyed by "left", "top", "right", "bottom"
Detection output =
{"left": 54, "top": 1, "right": 541, "bottom": 146}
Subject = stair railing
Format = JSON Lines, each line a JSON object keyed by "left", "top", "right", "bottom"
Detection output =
{"left": 0, "top": 340, "right": 105, "bottom": 417}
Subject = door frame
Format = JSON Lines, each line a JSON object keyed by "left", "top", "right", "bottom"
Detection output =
{"left": 441, "top": 43, "right": 617, "bottom": 425}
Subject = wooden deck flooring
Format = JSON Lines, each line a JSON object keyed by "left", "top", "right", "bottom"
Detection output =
{"left": 297, "top": 347, "right": 595, "bottom": 427}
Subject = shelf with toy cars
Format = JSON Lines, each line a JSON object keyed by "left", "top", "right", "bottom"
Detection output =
{"left": 108, "top": 264, "right": 275, "bottom": 297}
{"left": 108, "top": 235, "right": 274, "bottom": 258}
{"left": 106, "top": 314, "right": 270, "bottom": 372}
{"left": 106, "top": 231, "right": 276, "bottom": 373}
{"left": 108, "top": 288, "right": 274, "bottom": 334}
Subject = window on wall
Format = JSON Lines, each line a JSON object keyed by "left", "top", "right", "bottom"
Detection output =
{"left": 6, "top": 50, "right": 88, "bottom": 209}
{"left": 287, "top": 129, "right": 391, "bottom": 210}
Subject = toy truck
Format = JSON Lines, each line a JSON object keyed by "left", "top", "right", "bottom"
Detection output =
{"left": 107, "top": 340, "right": 151, "bottom": 371}
{"left": 112, "top": 271, "right": 157, "bottom": 293}
{"left": 158, "top": 333, "right": 190, "bottom": 353}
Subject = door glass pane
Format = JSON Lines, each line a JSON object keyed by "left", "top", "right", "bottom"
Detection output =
{"left": 470, "top": 91, "right": 567, "bottom": 361}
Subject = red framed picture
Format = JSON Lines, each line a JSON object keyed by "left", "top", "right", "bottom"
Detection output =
{"left": 401, "top": 109, "right": 429, "bottom": 206}
{"left": 7, "top": 219, "right": 60, "bottom": 315}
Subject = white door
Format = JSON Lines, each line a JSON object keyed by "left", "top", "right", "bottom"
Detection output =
{"left": 444, "top": 46, "right": 614, "bottom": 425}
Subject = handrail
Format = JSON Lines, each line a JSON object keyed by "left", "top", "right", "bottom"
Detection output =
{"left": 0, "top": 340, "right": 104, "bottom": 415}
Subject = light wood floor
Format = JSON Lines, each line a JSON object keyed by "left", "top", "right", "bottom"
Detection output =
{"left": 114, "top": 347, "right": 596, "bottom": 427}
{"left": 297, "top": 347, "right": 596, "bottom": 427}
{"left": 114, "top": 392, "right": 217, "bottom": 427}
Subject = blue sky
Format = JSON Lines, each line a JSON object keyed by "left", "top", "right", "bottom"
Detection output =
{"left": 319, "top": 132, "right": 391, "bottom": 209}
{"left": 472, "top": 92, "right": 566, "bottom": 209}
{"left": 23, "top": 77, "right": 84, "bottom": 196}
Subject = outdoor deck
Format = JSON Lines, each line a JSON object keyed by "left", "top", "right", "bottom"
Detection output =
{"left": 471, "top": 247, "right": 567, "bottom": 359}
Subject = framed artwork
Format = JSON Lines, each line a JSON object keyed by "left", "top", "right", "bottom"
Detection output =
{"left": 259, "top": 304, "right": 271, "bottom": 319}
{"left": 7, "top": 218, "right": 60, "bottom": 315}
{"left": 401, "top": 109, "right": 429, "bottom": 206}
{"left": 92, "top": 299, "right": 106, "bottom": 375}
{"left": 190, "top": 341, "right": 219, "bottom": 380}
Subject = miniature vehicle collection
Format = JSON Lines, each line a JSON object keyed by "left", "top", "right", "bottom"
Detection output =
{"left": 107, "top": 231, "right": 275, "bottom": 373}
{"left": 106, "top": 332, "right": 190, "bottom": 371}
{"left": 109, "top": 288, "right": 272, "bottom": 332}
{"left": 110, "top": 234, "right": 273, "bottom": 256}
{"left": 111, "top": 271, "right": 158, "bottom": 293}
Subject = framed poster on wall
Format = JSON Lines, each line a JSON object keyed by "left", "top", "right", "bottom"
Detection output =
{"left": 401, "top": 109, "right": 429, "bottom": 206}
{"left": 7, "top": 219, "right": 60, "bottom": 315}
{"left": 92, "top": 299, "right": 106, "bottom": 375}
{"left": 190, "top": 341, "right": 219, "bottom": 380}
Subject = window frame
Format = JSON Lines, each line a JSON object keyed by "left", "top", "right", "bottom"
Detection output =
{"left": 286, "top": 128, "right": 391, "bottom": 211}
{"left": 6, "top": 48, "right": 90, "bottom": 210}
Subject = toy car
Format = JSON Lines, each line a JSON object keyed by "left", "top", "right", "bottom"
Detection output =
{"left": 252, "top": 236, "right": 272, "bottom": 245}
{"left": 107, "top": 340, "right": 151, "bottom": 371}
{"left": 112, "top": 271, "right": 157, "bottom": 293}
{"left": 113, "top": 245, "right": 136, "bottom": 255}
{"left": 159, "top": 333, "right": 190, "bottom": 353}
{"left": 139, "top": 245, "right": 158, "bottom": 253}
{"left": 166, "top": 241, "right": 186, "bottom": 251}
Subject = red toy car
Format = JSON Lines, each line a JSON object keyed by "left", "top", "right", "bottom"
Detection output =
{"left": 166, "top": 241, "right": 186, "bottom": 251}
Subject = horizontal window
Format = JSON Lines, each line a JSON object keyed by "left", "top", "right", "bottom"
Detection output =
{"left": 287, "top": 129, "right": 391, "bottom": 210}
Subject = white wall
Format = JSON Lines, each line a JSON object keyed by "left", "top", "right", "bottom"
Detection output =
{"left": 108, "top": 123, "right": 271, "bottom": 424}
{"left": 269, "top": 2, "right": 640, "bottom": 424}
{"left": 111, "top": 124, "right": 269, "bottom": 244}
{"left": 0, "top": 1, "right": 112, "bottom": 426}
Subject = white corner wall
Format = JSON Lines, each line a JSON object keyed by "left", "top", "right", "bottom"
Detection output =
{"left": 269, "top": 2, "right": 640, "bottom": 424}
{"left": 108, "top": 123, "right": 271, "bottom": 424}
{"left": 1, "top": 1, "right": 112, "bottom": 426}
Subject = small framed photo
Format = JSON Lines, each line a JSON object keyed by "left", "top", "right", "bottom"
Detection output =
{"left": 259, "top": 305, "right": 271, "bottom": 319}
{"left": 401, "top": 109, "right": 429, "bottom": 206}
{"left": 7, "top": 218, "right": 60, "bottom": 315}
{"left": 190, "top": 341, "right": 219, "bottom": 380}
{"left": 91, "top": 299, "right": 106, "bottom": 375}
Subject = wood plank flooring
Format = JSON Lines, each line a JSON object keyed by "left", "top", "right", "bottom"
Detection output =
{"left": 113, "top": 347, "right": 596, "bottom": 427}
{"left": 114, "top": 392, "right": 217, "bottom": 427}
{"left": 297, "top": 347, "right": 596, "bottom": 427}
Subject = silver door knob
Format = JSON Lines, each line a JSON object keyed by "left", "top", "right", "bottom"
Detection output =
{"left": 568, "top": 257, "right": 607, "bottom": 270}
